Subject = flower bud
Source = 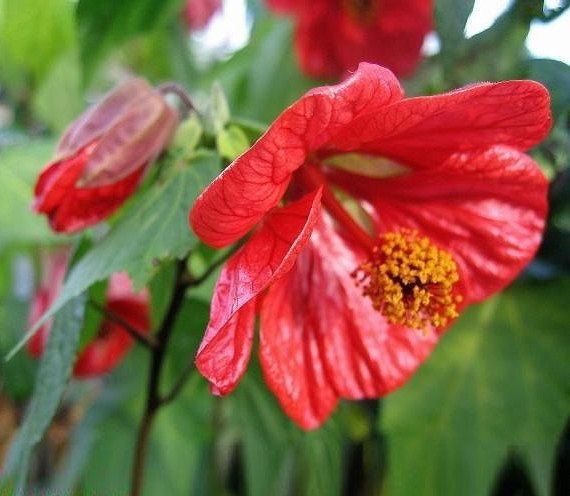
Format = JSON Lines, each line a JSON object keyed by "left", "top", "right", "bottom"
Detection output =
{"left": 33, "top": 78, "right": 178, "bottom": 233}
{"left": 26, "top": 252, "right": 150, "bottom": 379}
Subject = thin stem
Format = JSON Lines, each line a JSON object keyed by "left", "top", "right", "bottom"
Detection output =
{"left": 158, "top": 359, "right": 195, "bottom": 406}
{"left": 157, "top": 82, "right": 196, "bottom": 113}
{"left": 88, "top": 299, "right": 158, "bottom": 349}
{"left": 130, "top": 260, "right": 188, "bottom": 496}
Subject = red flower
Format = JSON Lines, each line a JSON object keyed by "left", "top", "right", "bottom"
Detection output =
{"left": 190, "top": 63, "right": 551, "bottom": 429}
{"left": 27, "top": 251, "right": 150, "bottom": 378}
{"left": 183, "top": 0, "right": 222, "bottom": 30}
{"left": 33, "top": 78, "right": 178, "bottom": 233}
{"left": 266, "top": 0, "right": 432, "bottom": 78}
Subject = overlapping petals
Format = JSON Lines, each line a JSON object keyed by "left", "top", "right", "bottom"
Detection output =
{"left": 260, "top": 216, "right": 437, "bottom": 428}
{"left": 190, "top": 64, "right": 402, "bottom": 247}
{"left": 190, "top": 63, "right": 551, "bottom": 429}
{"left": 196, "top": 188, "right": 322, "bottom": 394}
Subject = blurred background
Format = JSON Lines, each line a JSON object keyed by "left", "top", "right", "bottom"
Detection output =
{"left": 0, "top": 0, "right": 569, "bottom": 494}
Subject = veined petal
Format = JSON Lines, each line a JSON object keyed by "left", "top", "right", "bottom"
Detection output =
{"left": 331, "top": 146, "right": 548, "bottom": 302}
{"left": 195, "top": 188, "right": 322, "bottom": 394}
{"left": 259, "top": 215, "right": 436, "bottom": 429}
{"left": 190, "top": 63, "right": 403, "bottom": 248}
{"left": 331, "top": 80, "right": 551, "bottom": 167}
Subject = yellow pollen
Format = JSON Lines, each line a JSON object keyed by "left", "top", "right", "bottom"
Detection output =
{"left": 352, "top": 230, "right": 462, "bottom": 332}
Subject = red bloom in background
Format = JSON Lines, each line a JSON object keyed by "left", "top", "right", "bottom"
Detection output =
{"left": 33, "top": 78, "right": 178, "bottom": 233}
{"left": 190, "top": 63, "right": 551, "bottom": 429}
{"left": 266, "top": 0, "right": 432, "bottom": 78}
{"left": 27, "top": 251, "right": 150, "bottom": 378}
{"left": 184, "top": 0, "right": 222, "bottom": 30}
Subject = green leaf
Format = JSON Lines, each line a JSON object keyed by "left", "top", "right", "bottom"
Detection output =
{"left": 32, "top": 49, "right": 83, "bottom": 132}
{"left": 76, "top": 0, "right": 184, "bottom": 81}
{"left": 528, "top": 58, "right": 570, "bottom": 119}
{"left": 0, "top": 141, "right": 58, "bottom": 251}
{"left": 13, "top": 151, "right": 220, "bottom": 358}
{"left": 216, "top": 125, "right": 250, "bottom": 161}
{"left": 435, "top": 0, "right": 475, "bottom": 62}
{"left": 2, "top": 293, "right": 86, "bottom": 490}
{"left": 0, "top": 0, "right": 75, "bottom": 82}
{"left": 382, "top": 280, "right": 570, "bottom": 496}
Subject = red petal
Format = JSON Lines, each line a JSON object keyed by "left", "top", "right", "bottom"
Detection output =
{"left": 190, "top": 63, "right": 403, "bottom": 248}
{"left": 294, "top": 0, "right": 431, "bottom": 78}
{"left": 26, "top": 248, "right": 70, "bottom": 358}
{"left": 330, "top": 146, "right": 548, "bottom": 302}
{"left": 33, "top": 143, "right": 145, "bottom": 233}
{"left": 331, "top": 80, "right": 551, "bottom": 166}
{"left": 26, "top": 290, "right": 52, "bottom": 358}
{"left": 73, "top": 300, "right": 149, "bottom": 378}
{"left": 196, "top": 188, "right": 322, "bottom": 394}
{"left": 259, "top": 215, "right": 436, "bottom": 429}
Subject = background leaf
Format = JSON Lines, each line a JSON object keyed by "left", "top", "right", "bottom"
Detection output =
{"left": 382, "top": 279, "right": 570, "bottom": 496}
{"left": 0, "top": 141, "right": 58, "bottom": 251}
{"left": 434, "top": 0, "right": 475, "bottom": 63}
{"left": 76, "top": 0, "right": 185, "bottom": 80}
{"left": 1, "top": 293, "right": 86, "bottom": 490}
{"left": 0, "top": 0, "right": 75, "bottom": 83}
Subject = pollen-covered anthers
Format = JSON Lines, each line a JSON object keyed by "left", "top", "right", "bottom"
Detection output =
{"left": 352, "top": 230, "right": 462, "bottom": 332}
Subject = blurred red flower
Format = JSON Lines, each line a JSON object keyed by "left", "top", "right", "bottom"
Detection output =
{"left": 33, "top": 78, "right": 178, "bottom": 233}
{"left": 266, "top": 0, "right": 432, "bottom": 78}
{"left": 190, "top": 63, "right": 551, "bottom": 429}
{"left": 183, "top": 0, "right": 222, "bottom": 30}
{"left": 27, "top": 250, "right": 150, "bottom": 378}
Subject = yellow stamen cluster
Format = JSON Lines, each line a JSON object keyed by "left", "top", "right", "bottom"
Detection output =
{"left": 353, "top": 230, "right": 462, "bottom": 332}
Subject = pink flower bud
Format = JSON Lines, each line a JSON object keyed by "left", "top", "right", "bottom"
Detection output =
{"left": 33, "top": 78, "right": 178, "bottom": 233}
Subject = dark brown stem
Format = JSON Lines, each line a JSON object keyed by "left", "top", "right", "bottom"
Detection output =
{"left": 157, "top": 82, "right": 196, "bottom": 113}
{"left": 130, "top": 260, "right": 188, "bottom": 496}
{"left": 88, "top": 299, "right": 158, "bottom": 349}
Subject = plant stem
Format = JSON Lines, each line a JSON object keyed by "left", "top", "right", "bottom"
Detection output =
{"left": 88, "top": 299, "right": 158, "bottom": 349}
{"left": 130, "top": 261, "right": 188, "bottom": 496}
{"left": 129, "top": 247, "right": 238, "bottom": 495}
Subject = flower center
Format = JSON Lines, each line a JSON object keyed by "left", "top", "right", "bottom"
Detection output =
{"left": 342, "top": 0, "right": 380, "bottom": 24}
{"left": 353, "top": 230, "right": 462, "bottom": 331}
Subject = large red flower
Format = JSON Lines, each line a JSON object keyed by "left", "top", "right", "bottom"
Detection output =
{"left": 266, "top": 0, "right": 432, "bottom": 78}
{"left": 27, "top": 251, "right": 150, "bottom": 378}
{"left": 190, "top": 63, "right": 551, "bottom": 429}
{"left": 33, "top": 78, "right": 178, "bottom": 233}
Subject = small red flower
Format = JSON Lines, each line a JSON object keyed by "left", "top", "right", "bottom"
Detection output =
{"left": 33, "top": 78, "right": 178, "bottom": 233}
{"left": 266, "top": 0, "right": 433, "bottom": 78}
{"left": 27, "top": 252, "right": 150, "bottom": 378}
{"left": 183, "top": 0, "right": 222, "bottom": 30}
{"left": 190, "top": 63, "right": 551, "bottom": 429}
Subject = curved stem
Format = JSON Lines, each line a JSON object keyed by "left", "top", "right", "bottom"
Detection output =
{"left": 157, "top": 82, "right": 197, "bottom": 114}
{"left": 130, "top": 260, "right": 188, "bottom": 496}
{"left": 88, "top": 299, "right": 158, "bottom": 349}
